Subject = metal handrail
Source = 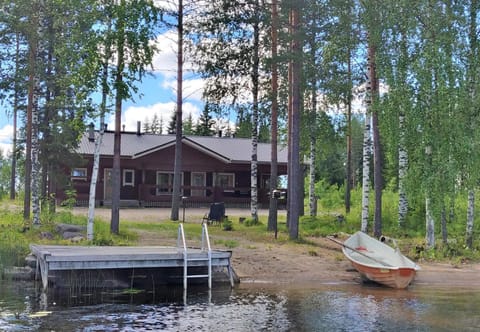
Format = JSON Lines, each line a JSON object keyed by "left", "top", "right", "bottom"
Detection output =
{"left": 177, "top": 223, "right": 212, "bottom": 289}
{"left": 177, "top": 223, "right": 187, "bottom": 252}
{"left": 202, "top": 223, "right": 213, "bottom": 288}
{"left": 201, "top": 223, "right": 212, "bottom": 252}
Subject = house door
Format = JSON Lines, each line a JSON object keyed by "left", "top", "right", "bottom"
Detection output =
{"left": 104, "top": 168, "right": 112, "bottom": 201}
{"left": 191, "top": 172, "right": 206, "bottom": 197}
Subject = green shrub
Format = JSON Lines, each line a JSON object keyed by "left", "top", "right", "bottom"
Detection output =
{"left": 244, "top": 218, "right": 262, "bottom": 227}
{"left": 222, "top": 218, "right": 233, "bottom": 231}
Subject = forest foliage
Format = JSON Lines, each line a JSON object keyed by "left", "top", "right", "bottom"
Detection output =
{"left": 0, "top": 1, "right": 480, "bottom": 248}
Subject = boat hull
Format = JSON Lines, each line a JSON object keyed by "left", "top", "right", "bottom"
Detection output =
{"left": 349, "top": 260, "right": 417, "bottom": 289}
{"left": 342, "top": 231, "right": 419, "bottom": 289}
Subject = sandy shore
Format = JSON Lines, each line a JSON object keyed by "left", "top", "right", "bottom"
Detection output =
{"left": 71, "top": 207, "right": 480, "bottom": 289}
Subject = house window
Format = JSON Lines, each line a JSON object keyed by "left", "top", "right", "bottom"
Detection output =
{"left": 71, "top": 168, "right": 87, "bottom": 180}
{"left": 191, "top": 172, "right": 206, "bottom": 197}
{"left": 215, "top": 173, "right": 235, "bottom": 188}
{"left": 156, "top": 172, "right": 183, "bottom": 195}
{"left": 123, "top": 169, "right": 135, "bottom": 186}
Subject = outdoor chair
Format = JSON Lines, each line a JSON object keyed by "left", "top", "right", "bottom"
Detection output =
{"left": 202, "top": 202, "right": 225, "bottom": 225}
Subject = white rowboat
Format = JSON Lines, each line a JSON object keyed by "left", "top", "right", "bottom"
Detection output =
{"left": 334, "top": 231, "right": 420, "bottom": 289}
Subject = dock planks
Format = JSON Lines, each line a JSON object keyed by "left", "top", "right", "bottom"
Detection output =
{"left": 30, "top": 244, "right": 233, "bottom": 290}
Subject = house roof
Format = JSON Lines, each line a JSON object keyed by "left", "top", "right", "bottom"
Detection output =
{"left": 78, "top": 131, "right": 288, "bottom": 164}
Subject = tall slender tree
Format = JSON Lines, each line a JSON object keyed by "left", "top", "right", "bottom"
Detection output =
{"left": 106, "top": 0, "right": 160, "bottom": 233}
{"left": 267, "top": 0, "right": 279, "bottom": 232}
{"left": 23, "top": 0, "right": 42, "bottom": 223}
{"left": 250, "top": 0, "right": 261, "bottom": 223}
{"left": 9, "top": 33, "right": 21, "bottom": 201}
{"left": 287, "top": 0, "right": 303, "bottom": 240}
{"left": 87, "top": 15, "right": 112, "bottom": 241}
{"left": 170, "top": 0, "right": 184, "bottom": 221}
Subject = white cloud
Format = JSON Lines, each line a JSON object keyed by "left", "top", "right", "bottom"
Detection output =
{"left": 162, "top": 77, "right": 205, "bottom": 102}
{"left": 151, "top": 31, "right": 178, "bottom": 79}
{"left": 0, "top": 124, "right": 13, "bottom": 156}
{"left": 151, "top": 30, "right": 203, "bottom": 90}
{"left": 106, "top": 101, "right": 202, "bottom": 133}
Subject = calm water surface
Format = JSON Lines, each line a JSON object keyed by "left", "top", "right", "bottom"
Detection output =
{"left": 0, "top": 280, "right": 479, "bottom": 331}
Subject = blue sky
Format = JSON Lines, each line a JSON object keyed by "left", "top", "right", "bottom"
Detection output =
{"left": 0, "top": 29, "right": 206, "bottom": 156}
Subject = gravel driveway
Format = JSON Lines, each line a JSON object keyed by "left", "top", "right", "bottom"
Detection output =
{"left": 71, "top": 206, "right": 286, "bottom": 223}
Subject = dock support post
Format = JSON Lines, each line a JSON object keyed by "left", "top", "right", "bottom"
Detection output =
{"left": 37, "top": 256, "right": 49, "bottom": 290}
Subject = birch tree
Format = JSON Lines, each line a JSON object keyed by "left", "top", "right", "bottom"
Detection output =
{"left": 360, "top": 78, "right": 372, "bottom": 232}
{"left": 23, "top": 0, "right": 42, "bottom": 224}
{"left": 87, "top": 18, "right": 112, "bottom": 241}
{"left": 462, "top": 0, "right": 480, "bottom": 249}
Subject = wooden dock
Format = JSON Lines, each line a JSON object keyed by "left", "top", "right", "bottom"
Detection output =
{"left": 30, "top": 224, "right": 234, "bottom": 290}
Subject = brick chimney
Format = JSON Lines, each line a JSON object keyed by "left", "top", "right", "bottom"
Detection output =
{"left": 88, "top": 123, "right": 95, "bottom": 142}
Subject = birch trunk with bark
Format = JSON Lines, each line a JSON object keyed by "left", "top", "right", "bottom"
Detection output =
{"left": 345, "top": 53, "right": 352, "bottom": 214}
{"left": 87, "top": 21, "right": 111, "bottom": 241}
{"left": 250, "top": 2, "right": 260, "bottom": 223}
{"left": 425, "top": 196, "right": 435, "bottom": 249}
{"left": 466, "top": 190, "right": 474, "bottom": 249}
{"left": 465, "top": 1, "right": 478, "bottom": 250}
{"left": 361, "top": 111, "right": 371, "bottom": 233}
{"left": 308, "top": 35, "right": 317, "bottom": 217}
{"left": 309, "top": 136, "right": 316, "bottom": 217}
{"left": 369, "top": 42, "right": 382, "bottom": 238}
{"left": 87, "top": 123, "right": 104, "bottom": 241}
{"left": 398, "top": 111, "right": 408, "bottom": 227}
{"left": 31, "top": 78, "right": 41, "bottom": 225}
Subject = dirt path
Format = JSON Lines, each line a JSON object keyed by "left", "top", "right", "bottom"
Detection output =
{"left": 72, "top": 207, "right": 480, "bottom": 289}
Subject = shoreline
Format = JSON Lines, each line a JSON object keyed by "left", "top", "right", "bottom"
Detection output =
{"left": 71, "top": 207, "right": 480, "bottom": 289}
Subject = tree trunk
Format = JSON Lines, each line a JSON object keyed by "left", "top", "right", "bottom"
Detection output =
{"left": 87, "top": 122, "right": 103, "bottom": 241}
{"left": 360, "top": 109, "right": 372, "bottom": 232}
{"left": 369, "top": 42, "right": 382, "bottom": 238}
{"left": 111, "top": 84, "right": 122, "bottom": 234}
{"left": 267, "top": 0, "right": 279, "bottom": 232}
{"left": 425, "top": 196, "right": 435, "bottom": 249}
{"left": 441, "top": 205, "right": 447, "bottom": 245}
{"left": 111, "top": 0, "right": 126, "bottom": 234}
{"left": 250, "top": 1, "right": 260, "bottom": 223}
{"left": 286, "top": 8, "right": 293, "bottom": 230}
{"left": 465, "top": 1, "right": 478, "bottom": 250}
{"left": 24, "top": 8, "right": 39, "bottom": 221}
{"left": 309, "top": 134, "right": 316, "bottom": 217}
{"left": 31, "top": 77, "right": 41, "bottom": 226}
{"left": 398, "top": 29, "right": 409, "bottom": 228}
{"left": 88, "top": 21, "right": 112, "bottom": 241}
{"left": 466, "top": 190, "right": 474, "bottom": 249}
{"left": 288, "top": 1, "right": 303, "bottom": 240}
{"left": 171, "top": 0, "right": 184, "bottom": 221}
{"left": 308, "top": 35, "right": 317, "bottom": 217}
{"left": 398, "top": 110, "right": 408, "bottom": 227}
{"left": 10, "top": 33, "right": 20, "bottom": 201}
{"left": 345, "top": 52, "right": 352, "bottom": 214}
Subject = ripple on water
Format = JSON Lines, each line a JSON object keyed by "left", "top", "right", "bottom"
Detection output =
{"left": 1, "top": 280, "right": 480, "bottom": 331}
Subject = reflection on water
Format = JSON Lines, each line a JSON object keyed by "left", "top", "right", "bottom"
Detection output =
{"left": 1, "top": 280, "right": 479, "bottom": 331}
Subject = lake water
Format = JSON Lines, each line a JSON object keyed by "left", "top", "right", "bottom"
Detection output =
{"left": 1, "top": 280, "right": 479, "bottom": 331}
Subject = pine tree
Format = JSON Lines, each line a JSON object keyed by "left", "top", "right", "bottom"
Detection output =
{"left": 195, "top": 103, "right": 215, "bottom": 136}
